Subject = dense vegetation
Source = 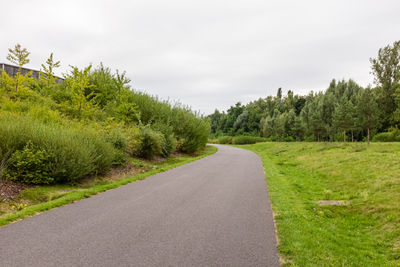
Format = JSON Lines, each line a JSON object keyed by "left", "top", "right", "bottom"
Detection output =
{"left": 209, "top": 41, "right": 400, "bottom": 143}
{"left": 240, "top": 142, "right": 400, "bottom": 266}
{"left": 0, "top": 44, "right": 209, "bottom": 184}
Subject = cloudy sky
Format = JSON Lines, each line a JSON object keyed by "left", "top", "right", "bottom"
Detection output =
{"left": 1, "top": 0, "right": 399, "bottom": 114}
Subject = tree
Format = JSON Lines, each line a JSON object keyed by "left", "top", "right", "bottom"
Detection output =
{"left": 40, "top": 53, "right": 61, "bottom": 88}
{"left": 6, "top": 44, "right": 31, "bottom": 93}
{"left": 370, "top": 40, "right": 400, "bottom": 129}
{"left": 7, "top": 44, "right": 30, "bottom": 67}
{"left": 356, "top": 88, "right": 380, "bottom": 144}
{"left": 233, "top": 110, "right": 249, "bottom": 131}
{"left": 64, "top": 65, "right": 95, "bottom": 121}
{"left": 333, "top": 99, "right": 354, "bottom": 142}
{"left": 261, "top": 115, "right": 274, "bottom": 137}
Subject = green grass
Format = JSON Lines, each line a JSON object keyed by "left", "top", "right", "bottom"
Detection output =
{"left": 0, "top": 145, "right": 217, "bottom": 227}
{"left": 237, "top": 142, "right": 400, "bottom": 267}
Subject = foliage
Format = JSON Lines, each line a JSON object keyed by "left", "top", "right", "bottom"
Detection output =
{"left": 0, "top": 44, "right": 209, "bottom": 186}
{"left": 208, "top": 41, "right": 400, "bottom": 143}
{"left": 135, "top": 126, "right": 163, "bottom": 159}
{"left": 218, "top": 136, "right": 233, "bottom": 144}
{"left": 232, "top": 136, "right": 267, "bottom": 145}
{"left": 372, "top": 129, "right": 400, "bottom": 142}
{"left": 6, "top": 141, "right": 53, "bottom": 184}
{"left": 40, "top": 53, "right": 61, "bottom": 89}
{"left": 5, "top": 44, "right": 32, "bottom": 94}
{"left": 216, "top": 135, "right": 267, "bottom": 145}
{"left": 370, "top": 40, "right": 400, "bottom": 128}
{"left": 7, "top": 44, "right": 30, "bottom": 67}
{"left": 0, "top": 113, "right": 117, "bottom": 184}
{"left": 64, "top": 65, "right": 96, "bottom": 120}
{"left": 232, "top": 136, "right": 257, "bottom": 145}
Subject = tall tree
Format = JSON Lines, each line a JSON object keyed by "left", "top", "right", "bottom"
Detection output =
{"left": 356, "top": 88, "right": 380, "bottom": 144}
{"left": 333, "top": 99, "right": 354, "bottom": 142}
{"left": 7, "top": 44, "right": 30, "bottom": 67}
{"left": 6, "top": 44, "right": 31, "bottom": 93}
{"left": 64, "top": 65, "right": 95, "bottom": 121}
{"left": 40, "top": 53, "right": 61, "bottom": 88}
{"left": 370, "top": 40, "right": 400, "bottom": 129}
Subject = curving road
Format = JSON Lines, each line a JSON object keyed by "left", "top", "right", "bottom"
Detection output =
{"left": 0, "top": 145, "right": 279, "bottom": 267}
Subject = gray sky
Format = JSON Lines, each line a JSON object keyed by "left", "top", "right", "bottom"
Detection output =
{"left": 1, "top": 0, "right": 400, "bottom": 114}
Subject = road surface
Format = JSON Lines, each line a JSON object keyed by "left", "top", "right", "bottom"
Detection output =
{"left": 0, "top": 145, "right": 279, "bottom": 266}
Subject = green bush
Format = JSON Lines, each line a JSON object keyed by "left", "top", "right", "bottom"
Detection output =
{"left": 161, "top": 133, "right": 177, "bottom": 157}
{"left": 0, "top": 113, "right": 118, "bottom": 184}
{"left": 169, "top": 108, "right": 209, "bottom": 153}
{"left": 218, "top": 136, "right": 233, "bottom": 144}
{"left": 372, "top": 130, "right": 399, "bottom": 142}
{"left": 6, "top": 142, "right": 53, "bottom": 184}
{"left": 232, "top": 136, "right": 258, "bottom": 145}
{"left": 151, "top": 122, "right": 177, "bottom": 157}
{"left": 136, "top": 126, "right": 163, "bottom": 159}
{"left": 283, "top": 136, "right": 295, "bottom": 142}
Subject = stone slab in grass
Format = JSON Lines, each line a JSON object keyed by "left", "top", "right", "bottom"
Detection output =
{"left": 316, "top": 200, "right": 348, "bottom": 206}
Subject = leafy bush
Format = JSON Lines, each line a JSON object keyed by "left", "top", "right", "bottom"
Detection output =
{"left": 6, "top": 142, "right": 53, "bottom": 184}
{"left": 372, "top": 130, "right": 400, "bottom": 142}
{"left": 232, "top": 136, "right": 258, "bottom": 145}
{"left": 135, "top": 126, "right": 163, "bottom": 159}
{"left": 217, "top": 135, "right": 268, "bottom": 145}
{"left": 283, "top": 136, "right": 295, "bottom": 142}
{"left": 178, "top": 119, "right": 209, "bottom": 153}
{"left": 161, "top": 133, "right": 177, "bottom": 157}
{"left": 218, "top": 136, "right": 233, "bottom": 144}
{"left": 0, "top": 113, "right": 118, "bottom": 184}
{"left": 151, "top": 122, "right": 177, "bottom": 157}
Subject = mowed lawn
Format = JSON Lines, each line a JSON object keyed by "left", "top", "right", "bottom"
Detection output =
{"left": 239, "top": 142, "right": 400, "bottom": 266}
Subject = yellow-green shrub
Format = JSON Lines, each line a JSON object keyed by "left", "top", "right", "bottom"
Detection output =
{"left": 0, "top": 113, "right": 119, "bottom": 184}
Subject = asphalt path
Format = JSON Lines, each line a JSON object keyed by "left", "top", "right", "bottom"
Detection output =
{"left": 0, "top": 145, "right": 279, "bottom": 267}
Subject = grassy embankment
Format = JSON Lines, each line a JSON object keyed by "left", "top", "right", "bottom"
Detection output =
{"left": 238, "top": 142, "right": 399, "bottom": 266}
{"left": 0, "top": 146, "right": 217, "bottom": 227}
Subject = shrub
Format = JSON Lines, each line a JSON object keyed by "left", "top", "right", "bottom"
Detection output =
{"left": 225, "top": 135, "right": 269, "bottom": 145}
{"left": 170, "top": 109, "right": 209, "bottom": 153}
{"left": 232, "top": 136, "right": 258, "bottom": 145}
{"left": 6, "top": 142, "right": 53, "bottom": 184}
{"left": 151, "top": 122, "right": 177, "bottom": 157}
{"left": 283, "top": 136, "right": 294, "bottom": 142}
{"left": 161, "top": 133, "right": 177, "bottom": 157}
{"left": 208, "top": 138, "right": 218, "bottom": 144}
{"left": 218, "top": 136, "right": 233, "bottom": 144}
{"left": 0, "top": 113, "right": 118, "bottom": 184}
{"left": 372, "top": 130, "right": 399, "bottom": 142}
{"left": 136, "top": 126, "right": 163, "bottom": 159}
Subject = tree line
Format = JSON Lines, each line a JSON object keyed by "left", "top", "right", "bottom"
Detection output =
{"left": 209, "top": 41, "right": 400, "bottom": 143}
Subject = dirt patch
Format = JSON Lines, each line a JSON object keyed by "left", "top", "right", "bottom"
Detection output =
{"left": 0, "top": 180, "right": 31, "bottom": 201}
{"left": 170, "top": 152, "right": 185, "bottom": 157}
{"left": 150, "top": 156, "right": 167, "bottom": 163}
{"left": 316, "top": 200, "right": 348, "bottom": 206}
{"left": 79, "top": 162, "right": 151, "bottom": 186}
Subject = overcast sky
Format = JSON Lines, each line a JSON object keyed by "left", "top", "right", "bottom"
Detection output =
{"left": 1, "top": 0, "right": 400, "bottom": 114}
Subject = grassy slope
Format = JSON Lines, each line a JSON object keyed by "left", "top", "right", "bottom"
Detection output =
{"left": 238, "top": 142, "right": 399, "bottom": 266}
{"left": 0, "top": 145, "right": 217, "bottom": 227}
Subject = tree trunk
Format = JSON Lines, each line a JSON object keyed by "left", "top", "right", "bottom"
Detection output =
{"left": 15, "top": 74, "right": 19, "bottom": 93}
{"left": 351, "top": 130, "right": 354, "bottom": 142}
{"left": 367, "top": 128, "right": 370, "bottom": 145}
{"left": 78, "top": 103, "right": 82, "bottom": 121}
{"left": 344, "top": 130, "right": 346, "bottom": 142}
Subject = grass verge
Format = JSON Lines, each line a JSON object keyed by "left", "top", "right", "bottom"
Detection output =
{"left": 237, "top": 142, "right": 400, "bottom": 266}
{"left": 0, "top": 145, "right": 217, "bottom": 227}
